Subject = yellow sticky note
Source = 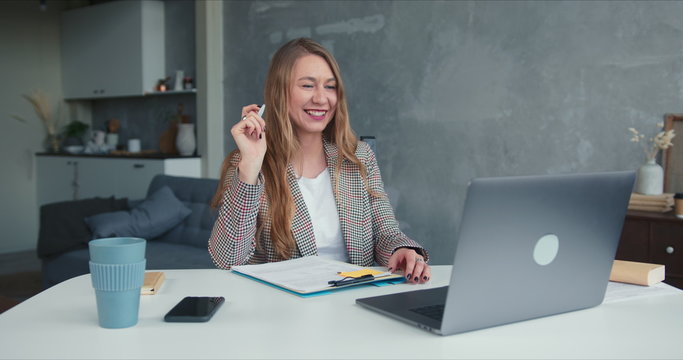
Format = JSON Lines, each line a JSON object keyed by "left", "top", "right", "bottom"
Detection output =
{"left": 337, "top": 269, "right": 384, "bottom": 278}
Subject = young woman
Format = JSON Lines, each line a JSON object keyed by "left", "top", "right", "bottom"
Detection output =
{"left": 209, "top": 38, "right": 431, "bottom": 283}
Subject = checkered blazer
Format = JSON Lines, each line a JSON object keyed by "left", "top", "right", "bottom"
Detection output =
{"left": 208, "top": 139, "right": 428, "bottom": 269}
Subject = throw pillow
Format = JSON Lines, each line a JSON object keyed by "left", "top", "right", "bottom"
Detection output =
{"left": 85, "top": 186, "right": 191, "bottom": 240}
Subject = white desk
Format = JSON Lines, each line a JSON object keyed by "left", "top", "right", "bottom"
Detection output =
{"left": 1, "top": 266, "right": 682, "bottom": 359}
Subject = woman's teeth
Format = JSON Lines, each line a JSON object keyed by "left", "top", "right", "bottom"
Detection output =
{"left": 306, "top": 110, "right": 326, "bottom": 116}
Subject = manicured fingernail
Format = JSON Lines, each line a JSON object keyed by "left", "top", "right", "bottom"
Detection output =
{"left": 414, "top": 276, "right": 419, "bottom": 281}
{"left": 259, "top": 133, "right": 262, "bottom": 139}
{"left": 423, "top": 276, "right": 428, "bottom": 281}
{"left": 387, "top": 267, "right": 393, "bottom": 272}
{"left": 406, "top": 274, "right": 412, "bottom": 279}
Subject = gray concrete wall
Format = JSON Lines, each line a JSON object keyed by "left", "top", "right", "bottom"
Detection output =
{"left": 223, "top": 1, "right": 683, "bottom": 264}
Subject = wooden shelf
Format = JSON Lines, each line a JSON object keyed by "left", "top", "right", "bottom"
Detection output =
{"left": 617, "top": 210, "right": 683, "bottom": 289}
{"left": 144, "top": 89, "right": 196, "bottom": 96}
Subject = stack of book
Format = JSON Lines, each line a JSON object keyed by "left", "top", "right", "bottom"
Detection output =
{"left": 628, "top": 193, "right": 674, "bottom": 212}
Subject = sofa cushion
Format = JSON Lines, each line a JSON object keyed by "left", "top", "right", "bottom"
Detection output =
{"left": 85, "top": 186, "right": 191, "bottom": 240}
{"left": 37, "top": 197, "right": 129, "bottom": 259}
{"left": 146, "top": 175, "right": 219, "bottom": 248}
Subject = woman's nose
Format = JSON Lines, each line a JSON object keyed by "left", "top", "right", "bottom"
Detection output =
{"left": 312, "top": 87, "right": 326, "bottom": 104}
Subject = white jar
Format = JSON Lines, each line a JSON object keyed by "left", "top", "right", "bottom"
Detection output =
{"left": 635, "top": 158, "right": 664, "bottom": 195}
{"left": 106, "top": 133, "right": 119, "bottom": 152}
{"left": 127, "top": 138, "right": 141, "bottom": 153}
{"left": 176, "top": 123, "right": 195, "bottom": 156}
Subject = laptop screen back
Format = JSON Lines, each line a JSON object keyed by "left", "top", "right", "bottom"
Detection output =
{"left": 440, "top": 171, "right": 635, "bottom": 335}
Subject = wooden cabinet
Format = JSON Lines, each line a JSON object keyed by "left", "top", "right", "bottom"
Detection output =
{"left": 36, "top": 155, "right": 200, "bottom": 205}
{"left": 616, "top": 210, "right": 683, "bottom": 289}
{"left": 60, "top": 1, "right": 165, "bottom": 99}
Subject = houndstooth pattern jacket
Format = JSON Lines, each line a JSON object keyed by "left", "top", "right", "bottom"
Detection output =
{"left": 208, "top": 139, "right": 428, "bottom": 269}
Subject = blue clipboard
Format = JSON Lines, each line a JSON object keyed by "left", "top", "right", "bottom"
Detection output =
{"left": 231, "top": 270, "right": 406, "bottom": 298}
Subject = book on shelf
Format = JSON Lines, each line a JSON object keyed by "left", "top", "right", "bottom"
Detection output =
{"left": 628, "top": 204, "right": 673, "bottom": 212}
{"left": 628, "top": 193, "right": 674, "bottom": 212}
{"left": 628, "top": 198, "right": 674, "bottom": 206}
{"left": 629, "top": 192, "right": 674, "bottom": 203}
{"left": 628, "top": 200, "right": 673, "bottom": 206}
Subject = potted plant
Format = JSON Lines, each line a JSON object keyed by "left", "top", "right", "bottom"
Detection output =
{"left": 62, "top": 120, "right": 89, "bottom": 151}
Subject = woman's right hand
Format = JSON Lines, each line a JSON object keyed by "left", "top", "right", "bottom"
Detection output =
{"left": 231, "top": 104, "right": 266, "bottom": 184}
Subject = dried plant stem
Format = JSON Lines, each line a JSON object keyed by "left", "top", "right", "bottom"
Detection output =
{"left": 22, "top": 92, "right": 58, "bottom": 136}
{"left": 14, "top": 90, "right": 64, "bottom": 152}
{"left": 628, "top": 126, "right": 676, "bottom": 162}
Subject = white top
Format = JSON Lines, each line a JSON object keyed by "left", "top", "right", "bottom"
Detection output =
{"left": 297, "top": 168, "right": 348, "bottom": 262}
{"left": 1, "top": 268, "right": 682, "bottom": 359}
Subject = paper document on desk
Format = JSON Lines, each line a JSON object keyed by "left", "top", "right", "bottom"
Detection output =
{"left": 604, "top": 281, "right": 682, "bottom": 303}
{"left": 231, "top": 256, "right": 403, "bottom": 295}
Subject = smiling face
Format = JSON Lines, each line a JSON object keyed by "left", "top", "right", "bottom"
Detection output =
{"left": 288, "top": 54, "right": 338, "bottom": 138}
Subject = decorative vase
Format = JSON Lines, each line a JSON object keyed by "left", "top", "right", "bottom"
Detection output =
{"left": 45, "top": 134, "right": 60, "bottom": 153}
{"left": 176, "top": 123, "right": 196, "bottom": 156}
{"left": 635, "top": 158, "right": 664, "bottom": 195}
{"left": 159, "top": 122, "right": 178, "bottom": 154}
{"left": 174, "top": 70, "right": 184, "bottom": 91}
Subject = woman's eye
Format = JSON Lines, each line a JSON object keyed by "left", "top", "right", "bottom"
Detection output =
{"left": 325, "top": 85, "right": 336, "bottom": 90}
{"left": 302, "top": 84, "right": 314, "bottom": 88}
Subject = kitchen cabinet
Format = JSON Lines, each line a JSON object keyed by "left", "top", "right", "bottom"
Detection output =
{"left": 60, "top": 1, "right": 165, "bottom": 99}
{"left": 616, "top": 210, "right": 683, "bottom": 289}
{"left": 36, "top": 155, "right": 200, "bottom": 205}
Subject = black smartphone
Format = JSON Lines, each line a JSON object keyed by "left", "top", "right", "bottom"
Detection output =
{"left": 164, "top": 296, "right": 225, "bottom": 322}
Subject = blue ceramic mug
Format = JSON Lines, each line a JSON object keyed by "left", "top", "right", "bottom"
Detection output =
{"left": 89, "top": 237, "right": 146, "bottom": 329}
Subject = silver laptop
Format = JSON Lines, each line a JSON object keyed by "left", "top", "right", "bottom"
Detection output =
{"left": 356, "top": 171, "right": 635, "bottom": 336}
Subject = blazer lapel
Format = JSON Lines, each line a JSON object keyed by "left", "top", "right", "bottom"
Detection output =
{"left": 287, "top": 163, "right": 317, "bottom": 257}
{"left": 324, "top": 140, "right": 346, "bottom": 248}
{"left": 324, "top": 140, "right": 367, "bottom": 264}
{"left": 327, "top": 140, "right": 374, "bottom": 265}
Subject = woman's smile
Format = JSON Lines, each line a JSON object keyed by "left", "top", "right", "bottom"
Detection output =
{"left": 305, "top": 109, "right": 328, "bottom": 121}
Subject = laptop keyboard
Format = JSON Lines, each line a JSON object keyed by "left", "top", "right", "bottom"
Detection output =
{"left": 410, "top": 304, "right": 445, "bottom": 321}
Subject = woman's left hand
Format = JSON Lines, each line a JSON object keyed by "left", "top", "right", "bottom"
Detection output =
{"left": 387, "top": 248, "right": 431, "bottom": 284}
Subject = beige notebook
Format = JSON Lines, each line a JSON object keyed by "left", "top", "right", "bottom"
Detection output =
{"left": 610, "top": 260, "right": 665, "bottom": 286}
{"left": 141, "top": 272, "right": 165, "bottom": 295}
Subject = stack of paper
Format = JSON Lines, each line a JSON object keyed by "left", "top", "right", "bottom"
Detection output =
{"left": 628, "top": 193, "right": 674, "bottom": 212}
{"left": 231, "top": 256, "right": 404, "bottom": 296}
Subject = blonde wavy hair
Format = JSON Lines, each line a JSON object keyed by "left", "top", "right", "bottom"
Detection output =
{"left": 212, "top": 38, "right": 372, "bottom": 260}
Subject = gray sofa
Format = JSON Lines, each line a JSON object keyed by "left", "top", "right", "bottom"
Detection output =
{"left": 40, "top": 175, "right": 219, "bottom": 288}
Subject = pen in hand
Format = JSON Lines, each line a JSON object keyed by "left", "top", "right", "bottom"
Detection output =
{"left": 258, "top": 104, "right": 265, "bottom": 139}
